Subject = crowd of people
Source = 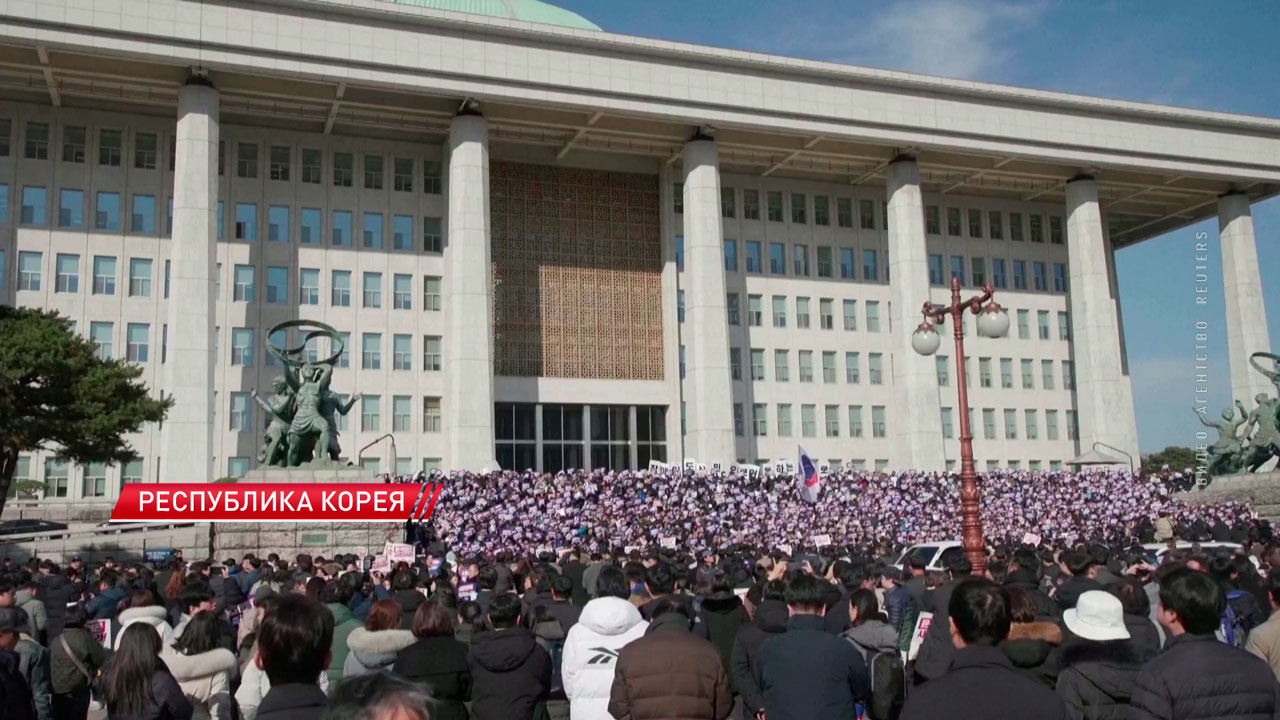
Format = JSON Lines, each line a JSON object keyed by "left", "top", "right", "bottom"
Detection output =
{"left": 0, "top": 466, "right": 1276, "bottom": 720}
{"left": 394, "top": 466, "right": 1255, "bottom": 558}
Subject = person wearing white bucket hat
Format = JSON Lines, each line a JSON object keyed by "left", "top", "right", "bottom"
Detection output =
{"left": 1064, "top": 591, "right": 1131, "bottom": 642}
{"left": 1056, "top": 591, "right": 1144, "bottom": 719}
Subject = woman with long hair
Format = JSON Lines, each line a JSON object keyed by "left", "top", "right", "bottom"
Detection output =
{"left": 841, "top": 588, "right": 899, "bottom": 664}
{"left": 161, "top": 612, "right": 237, "bottom": 720}
{"left": 344, "top": 599, "right": 416, "bottom": 677}
{"left": 102, "top": 623, "right": 193, "bottom": 720}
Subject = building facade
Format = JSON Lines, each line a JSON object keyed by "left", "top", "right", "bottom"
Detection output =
{"left": 0, "top": 0, "right": 1277, "bottom": 499}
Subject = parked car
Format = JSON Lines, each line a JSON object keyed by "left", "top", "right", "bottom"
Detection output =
{"left": 0, "top": 518, "right": 68, "bottom": 538}
{"left": 1142, "top": 541, "right": 1243, "bottom": 564}
{"left": 897, "top": 540, "right": 965, "bottom": 571}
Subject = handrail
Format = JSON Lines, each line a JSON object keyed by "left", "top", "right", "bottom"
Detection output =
{"left": 1094, "top": 441, "right": 1135, "bottom": 473}
{"left": 356, "top": 433, "right": 397, "bottom": 472}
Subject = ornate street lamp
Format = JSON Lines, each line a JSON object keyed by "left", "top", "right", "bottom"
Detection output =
{"left": 911, "top": 277, "right": 1010, "bottom": 574}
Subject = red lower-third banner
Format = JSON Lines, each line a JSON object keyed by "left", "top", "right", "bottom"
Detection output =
{"left": 109, "top": 483, "right": 444, "bottom": 523}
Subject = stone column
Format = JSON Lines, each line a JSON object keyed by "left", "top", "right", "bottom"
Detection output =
{"left": 1065, "top": 176, "right": 1139, "bottom": 460}
{"left": 159, "top": 80, "right": 219, "bottom": 483}
{"left": 1219, "top": 193, "right": 1273, "bottom": 406}
{"left": 444, "top": 113, "right": 496, "bottom": 470}
{"left": 886, "top": 157, "right": 945, "bottom": 471}
{"left": 681, "top": 139, "right": 735, "bottom": 465}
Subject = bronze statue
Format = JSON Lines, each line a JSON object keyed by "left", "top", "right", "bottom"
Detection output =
{"left": 1197, "top": 353, "right": 1280, "bottom": 479}
{"left": 1243, "top": 392, "right": 1280, "bottom": 472}
{"left": 1195, "top": 401, "right": 1247, "bottom": 475}
{"left": 251, "top": 376, "right": 295, "bottom": 467}
{"left": 256, "top": 320, "right": 350, "bottom": 467}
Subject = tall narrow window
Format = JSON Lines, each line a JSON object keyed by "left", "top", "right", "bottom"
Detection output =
{"left": 269, "top": 145, "right": 291, "bottom": 181}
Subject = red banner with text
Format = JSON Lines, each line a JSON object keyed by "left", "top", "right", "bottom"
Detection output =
{"left": 109, "top": 483, "right": 443, "bottom": 523}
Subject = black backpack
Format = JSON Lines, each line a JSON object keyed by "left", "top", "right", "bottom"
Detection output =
{"left": 865, "top": 650, "right": 906, "bottom": 720}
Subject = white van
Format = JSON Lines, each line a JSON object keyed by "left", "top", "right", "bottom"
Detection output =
{"left": 897, "top": 540, "right": 965, "bottom": 572}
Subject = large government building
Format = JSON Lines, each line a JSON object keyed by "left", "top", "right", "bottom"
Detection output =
{"left": 1, "top": 0, "right": 1278, "bottom": 498}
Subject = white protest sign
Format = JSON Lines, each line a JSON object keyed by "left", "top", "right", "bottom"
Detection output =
{"left": 660, "top": 537, "right": 677, "bottom": 549}
{"left": 813, "top": 534, "right": 832, "bottom": 548}
{"left": 88, "top": 619, "right": 111, "bottom": 648}
{"left": 370, "top": 555, "right": 391, "bottom": 573}
{"left": 778, "top": 543, "right": 793, "bottom": 557}
{"left": 908, "top": 612, "right": 934, "bottom": 661}
{"left": 683, "top": 458, "right": 697, "bottom": 469}
{"left": 648, "top": 459, "right": 669, "bottom": 469}
{"left": 384, "top": 543, "right": 415, "bottom": 563}
{"left": 712, "top": 462, "right": 722, "bottom": 472}
{"left": 1021, "top": 533, "right": 1042, "bottom": 547}
{"left": 624, "top": 545, "right": 640, "bottom": 556}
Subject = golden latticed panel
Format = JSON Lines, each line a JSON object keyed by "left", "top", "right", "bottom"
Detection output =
{"left": 491, "top": 162, "right": 663, "bottom": 380}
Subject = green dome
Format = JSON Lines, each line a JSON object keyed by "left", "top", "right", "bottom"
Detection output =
{"left": 383, "top": 0, "right": 600, "bottom": 31}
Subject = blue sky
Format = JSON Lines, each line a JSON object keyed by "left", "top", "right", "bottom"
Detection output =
{"left": 555, "top": 0, "right": 1280, "bottom": 454}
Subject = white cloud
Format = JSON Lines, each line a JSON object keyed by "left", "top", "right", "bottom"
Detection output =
{"left": 759, "top": 0, "right": 1053, "bottom": 81}
{"left": 851, "top": 0, "right": 1051, "bottom": 78}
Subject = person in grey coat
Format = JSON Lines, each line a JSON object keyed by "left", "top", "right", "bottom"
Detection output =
{"left": 3, "top": 608, "right": 52, "bottom": 720}
{"left": 841, "top": 589, "right": 900, "bottom": 665}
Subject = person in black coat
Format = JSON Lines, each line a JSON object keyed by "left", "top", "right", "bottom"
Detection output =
{"left": 392, "top": 600, "right": 470, "bottom": 720}
{"left": 731, "top": 581, "right": 788, "bottom": 720}
{"left": 914, "top": 554, "right": 972, "bottom": 681}
{"left": 693, "top": 567, "right": 748, "bottom": 692}
{"left": 390, "top": 570, "right": 426, "bottom": 630}
{"left": 759, "top": 573, "right": 869, "bottom": 720}
{"left": 467, "top": 592, "right": 551, "bottom": 720}
{"left": 1055, "top": 590, "right": 1145, "bottom": 720}
{"left": 560, "top": 552, "right": 589, "bottom": 607}
{"left": 1055, "top": 551, "right": 1103, "bottom": 612}
{"left": 902, "top": 578, "right": 1068, "bottom": 720}
{"left": 0, "top": 645, "right": 36, "bottom": 720}
{"left": 1130, "top": 567, "right": 1280, "bottom": 720}
{"left": 37, "top": 564, "right": 76, "bottom": 640}
{"left": 1105, "top": 578, "right": 1162, "bottom": 663}
{"left": 101, "top": 623, "right": 194, "bottom": 720}
{"left": 254, "top": 595, "right": 334, "bottom": 720}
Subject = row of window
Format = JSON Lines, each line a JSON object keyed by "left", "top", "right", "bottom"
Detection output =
{"left": 678, "top": 237, "right": 1067, "bottom": 295}
{"left": 227, "top": 392, "right": 442, "bottom": 435}
{"left": 676, "top": 183, "right": 1065, "bottom": 245}
{"left": 936, "top": 355, "right": 1076, "bottom": 392}
{"left": 7, "top": 457, "right": 144, "bottom": 499}
{"left": 929, "top": 254, "right": 1067, "bottom": 293}
{"left": 680, "top": 237, "right": 885, "bottom": 282}
{"left": 942, "top": 407, "right": 1081, "bottom": 442}
{"left": 728, "top": 402, "right": 1079, "bottom": 441}
{"left": 0, "top": 185, "right": 446, "bottom": 252}
{"left": 5, "top": 250, "right": 446, "bottom": 313}
{"left": 0, "top": 119, "right": 445, "bottom": 193}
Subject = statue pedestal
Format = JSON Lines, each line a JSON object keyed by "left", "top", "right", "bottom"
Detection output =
{"left": 215, "top": 466, "right": 404, "bottom": 558}
{"left": 240, "top": 465, "right": 383, "bottom": 484}
{"left": 1178, "top": 471, "right": 1280, "bottom": 523}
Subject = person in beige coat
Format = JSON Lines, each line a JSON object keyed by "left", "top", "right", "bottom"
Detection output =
{"left": 1246, "top": 570, "right": 1280, "bottom": 681}
{"left": 161, "top": 612, "right": 237, "bottom": 720}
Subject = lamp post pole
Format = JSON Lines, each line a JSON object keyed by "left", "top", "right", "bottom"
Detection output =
{"left": 911, "top": 277, "right": 1009, "bottom": 575}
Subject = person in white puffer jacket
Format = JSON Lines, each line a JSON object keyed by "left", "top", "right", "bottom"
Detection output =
{"left": 562, "top": 566, "right": 648, "bottom": 720}
{"left": 115, "top": 591, "right": 174, "bottom": 650}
